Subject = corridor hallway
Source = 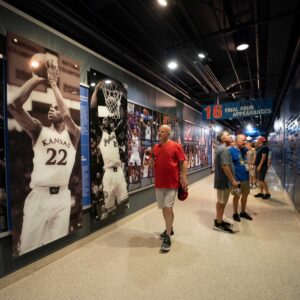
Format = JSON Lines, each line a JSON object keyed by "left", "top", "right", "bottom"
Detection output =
{"left": 1, "top": 168, "right": 300, "bottom": 299}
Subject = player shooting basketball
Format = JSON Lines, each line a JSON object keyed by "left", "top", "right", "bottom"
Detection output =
{"left": 8, "top": 52, "right": 81, "bottom": 255}
{"left": 90, "top": 82, "right": 128, "bottom": 214}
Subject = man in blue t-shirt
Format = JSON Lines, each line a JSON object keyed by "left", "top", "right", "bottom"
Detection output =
{"left": 229, "top": 134, "right": 253, "bottom": 222}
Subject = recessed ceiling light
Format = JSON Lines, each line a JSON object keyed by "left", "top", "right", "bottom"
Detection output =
{"left": 90, "top": 82, "right": 96, "bottom": 87}
{"left": 167, "top": 61, "right": 178, "bottom": 70}
{"left": 236, "top": 43, "right": 249, "bottom": 51}
{"left": 105, "top": 80, "right": 112, "bottom": 84}
{"left": 158, "top": 0, "right": 167, "bottom": 6}
{"left": 198, "top": 53, "right": 205, "bottom": 59}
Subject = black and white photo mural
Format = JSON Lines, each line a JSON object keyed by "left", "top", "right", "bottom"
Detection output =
{"left": 89, "top": 70, "right": 128, "bottom": 221}
{"left": 6, "top": 32, "right": 82, "bottom": 256}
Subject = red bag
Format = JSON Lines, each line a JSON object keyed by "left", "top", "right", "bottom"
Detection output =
{"left": 177, "top": 185, "right": 188, "bottom": 201}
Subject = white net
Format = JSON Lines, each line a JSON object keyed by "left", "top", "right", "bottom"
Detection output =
{"left": 102, "top": 82, "right": 123, "bottom": 119}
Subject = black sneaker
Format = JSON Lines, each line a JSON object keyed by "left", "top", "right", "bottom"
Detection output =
{"left": 160, "top": 229, "right": 174, "bottom": 240}
{"left": 233, "top": 213, "right": 241, "bottom": 222}
{"left": 240, "top": 212, "right": 253, "bottom": 220}
{"left": 262, "top": 193, "right": 271, "bottom": 199}
{"left": 161, "top": 234, "right": 171, "bottom": 251}
{"left": 222, "top": 220, "right": 233, "bottom": 227}
{"left": 213, "top": 220, "right": 234, "bottom": 234}
{"left": 254, "top": 193, "right": 264, "bottom": 197}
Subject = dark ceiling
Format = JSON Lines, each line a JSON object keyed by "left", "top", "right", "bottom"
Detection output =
{"left": 5, "top": 0, "right": 300, "bottom": 133}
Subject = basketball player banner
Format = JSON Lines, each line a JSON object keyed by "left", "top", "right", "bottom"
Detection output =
{"left": 127, "top": 101, "right": 142, "bottom": 190}
{"left": 6, "top": 32, "right": 82, "bottom": 256}
{"left": 0, "top": 53, "right": 9, "bottom": 235}
{"left": 88, "top": 69, "right": 129, "bottom": 221}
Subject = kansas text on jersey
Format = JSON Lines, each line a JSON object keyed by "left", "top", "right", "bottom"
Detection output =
{"left": 30, "top": 127, "right": 77, "bottom": 188}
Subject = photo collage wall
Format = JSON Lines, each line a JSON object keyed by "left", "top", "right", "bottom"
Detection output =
{"left": 183, "top": 121, "right": 211, "bottom": 171}
{"left": 127, "top": 102, "right": 212, "bottom": 191}
{"left": 6, "top": 32, "right": 83, "bottom": 256}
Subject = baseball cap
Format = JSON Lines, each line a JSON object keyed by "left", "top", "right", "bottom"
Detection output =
{"left": 257, "top": 136, "right": 267, "bottom": 142}
{"left": 177, "top": 185, "right": 188, "bottom": 201}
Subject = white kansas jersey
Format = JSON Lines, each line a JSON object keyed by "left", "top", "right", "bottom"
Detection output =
{"left": 131, "top": 135, "right": 140, "bottom": 153}
{"left": 30, "top": 127, "right": 76, "bottom": 188}
{"left": 99, "top": 131, "right": 121, "bottom": 168}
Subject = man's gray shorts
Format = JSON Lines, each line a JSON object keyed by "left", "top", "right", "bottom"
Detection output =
{"left": 155, "top": 188, "right": 177, "bottom": 209}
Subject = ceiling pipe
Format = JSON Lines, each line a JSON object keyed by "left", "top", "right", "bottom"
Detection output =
{"left": 184, "top": 47, "right": 224, "bottom": 94}
{"left": 181, "top": 64, "right": 209, "bottom": 93}
{"left": 246, "top": 50, "right": 255, "bottom": 98}
{"left": 225, "top": 75, "right": 280, "bottom": 91}
{"left": 204, "top": 64, "right": 226, "bottom": 92}
{"left": 254, "top": 0, "right": 261, "bottom": 97}
{"left": 210, "top": 0, "right": 243, "bottom": 92}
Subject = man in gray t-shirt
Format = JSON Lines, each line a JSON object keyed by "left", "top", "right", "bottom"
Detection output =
{"left": 214, "top": 143, "right": 235, "bottom": 190}
{"left": 213, "top": 131, "right": 238, "bottom": 233}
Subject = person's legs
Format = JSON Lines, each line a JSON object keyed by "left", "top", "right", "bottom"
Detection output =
{"left": 232, "top": 195, "right": 240, "bottom": 214}
{"left": 216, "top": 189, "right": 231, "bottom": 223}
{"left": 162, "top": 207, "right": 174, "bottom": 235}
{"left": 240, "top": 194, "right": 248, "bottom": 212}
{"left": 216, "top": 202, "right": 225, "bottom": 223}
{"left": 214, "top": 189, "right": 234, "bottom": 233}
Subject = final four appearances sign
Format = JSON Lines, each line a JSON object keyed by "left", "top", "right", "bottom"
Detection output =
{"left": 202, "top": 97, "right": 273, "bottom": 121}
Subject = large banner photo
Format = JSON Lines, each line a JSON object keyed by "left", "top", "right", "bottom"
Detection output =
{"left": 0, "top": 53, "right": 8, "bottom": 235}
{"left": 6, "top": 32, "right": 82, "bottom": 256}
{"left": 89, "top": 69, "right": 128, "bottom": 221}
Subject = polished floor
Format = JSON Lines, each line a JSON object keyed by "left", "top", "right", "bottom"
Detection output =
{"left": 1, "top": 168, "right": 300, "bottom": 299}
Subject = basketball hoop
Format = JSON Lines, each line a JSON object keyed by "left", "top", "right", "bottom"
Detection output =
{"left": 101, "top": 81, "right": 122, "bottom": 119}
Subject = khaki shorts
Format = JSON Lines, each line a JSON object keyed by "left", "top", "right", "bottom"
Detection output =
{"left": 217, "top": 188, "right": 232, "bottom": 204}
{"left": 240, "top": 181, "right": 250, "bottom": 195}
{"left": 156, "top": 188, "right": 177, "bottom": 209}
{"left": 249, "top": 165, "right": 256, "bottom": 177}
{"left": 231, "top": 181, "right": 250, "bottom": 197}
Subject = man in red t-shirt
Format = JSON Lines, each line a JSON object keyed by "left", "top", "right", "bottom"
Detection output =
{"left": 150, "top": 125, "right": 188, "bottom": 251}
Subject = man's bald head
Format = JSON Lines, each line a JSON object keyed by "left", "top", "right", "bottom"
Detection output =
{"left": 159, "top": 125, "right": 171, "bottom": 134}
{"left": 236, "top": 134, "right": 246, "bottom": 149}
{"left": 158, "top": 125, "right": 171, "bottom": 144}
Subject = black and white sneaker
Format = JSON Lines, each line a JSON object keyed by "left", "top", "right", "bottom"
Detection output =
{"left": 161, "top": 234, "right": 171, "bottom": 251}
{"left": 213, "top": 220, "right": 235, "bottom": 234}
{"left": 160, "top": 229, "right": 174, "bottom": 240}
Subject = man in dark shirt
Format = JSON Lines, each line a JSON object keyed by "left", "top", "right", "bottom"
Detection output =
{"left": 254, "top": 136, "right": 270, "bottom": 199}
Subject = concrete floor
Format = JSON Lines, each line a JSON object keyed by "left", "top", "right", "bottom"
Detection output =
{"left": 1, "top": 168, "right": 300, "bottom": 299}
